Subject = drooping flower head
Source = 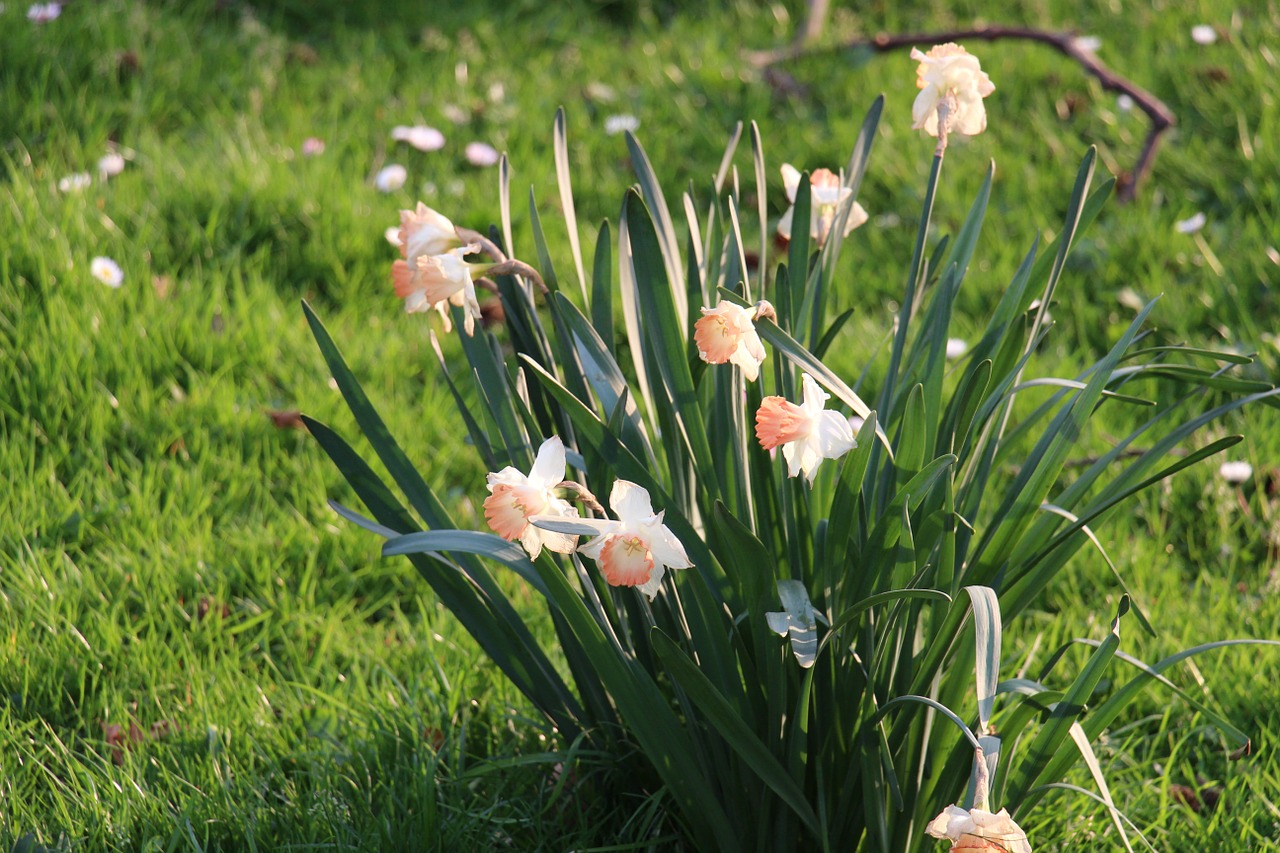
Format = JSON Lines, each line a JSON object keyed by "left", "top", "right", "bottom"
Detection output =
{"left": 911, "top": 44, "right": 995, "bottom": 139}
{"left": 755, "top": 373, "right": 856, "bottom": 483}
{"left": 693, "top": 299, "right": 774, "bottom": 381}
{"left": 392, "top": 243, "right": 483, "bottom": 335}
{"left": 557, "top": 480, "right": 692, "bottom": 600}
{"left": 483, "top": 436, "right": 580, "bottom": 559}
{"left": 777, "top": 164, "right": 868, "bottom": 247}
{"left": 925, "top": 805, "right": 1032, "bottom": 853}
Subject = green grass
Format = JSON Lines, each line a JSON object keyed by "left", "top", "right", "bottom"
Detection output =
{"left": 2, "top": 0, "right": 1278, "bottom": 848}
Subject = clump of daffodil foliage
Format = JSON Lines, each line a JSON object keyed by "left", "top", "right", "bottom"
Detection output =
{"left": 304, "top": 45, "right": 1276, "bottom": 852}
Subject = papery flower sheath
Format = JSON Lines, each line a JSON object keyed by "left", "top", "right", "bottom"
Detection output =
{"left": 911, "top": 44, "right": 995, "bottom": 138}
{"left": 558, "top": 480, "right": 692, "bottom": 600}
{"left": 756, "top": 373, "right": 856, "bottom": 483}
{"left": 777, "top": 164, "right": 868, "bottom": 247}
{"left": 693, "top": 299, "right": 774, "bottom": 381}
{"left": 483, "top": 436, "right": 579, "bottom": 559}
{"left": 392, "top": 243, "right": 483, "bottom": 335}
{"left": 925, "top": 805, "right": 1032, "bottom": 853}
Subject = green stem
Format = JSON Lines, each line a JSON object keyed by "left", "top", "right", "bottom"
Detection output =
{"left": 872, "top": 151, "right": 944, "bottom": 512}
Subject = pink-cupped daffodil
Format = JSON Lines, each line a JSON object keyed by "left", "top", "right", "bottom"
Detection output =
{"left": 392, "top": 243, "right": 484, "bottom": 334}
{"left": 693, "top": 299, "right": 775, "bottom": 381}
{"left": 777, "top": 164, "right": 868, "bottom": 247}
{"left": 911, "top": 43, "right": 995, "bottom": 139}
{"left": 925, "top": 805, "right": 1032, "bottom": 852}
{"left": 535, "top": 480, "right": 692, "bottom": 600}
{"left": 755, "top": 373, "right": 856, "bottom": 484}
{"left": 483, "top": 436, "right": 580, "bottom": 559}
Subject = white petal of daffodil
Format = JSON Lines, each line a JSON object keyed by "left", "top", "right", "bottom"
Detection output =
{"left": 483, "top": 436, "right": 580, "bottom": 559}
{"left": 536, "top": 479, "right": 692, "bottom": 600}
{"left": 755, "top": 373, "right": 856, "bottom": 484}
{"left": 777, "top": 164, "right": 868, "bottom": 247}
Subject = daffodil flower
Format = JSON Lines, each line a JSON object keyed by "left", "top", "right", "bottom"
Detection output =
{"left": 911, "top": 43, "right": 995, "bottom": 139}
{"left": 483, "top": 437, "right": 580, "bottom": 559}
{"left": 392, "top": 243, "right": 483, "bottom": 335}
{"left": 755, "top": 373, "right": 856, "bottom": 484}
{"left": 538, "top": 480, "right": 692, "bottom": 600}
{"left": 693, "top": 299, "right": 774, "bottom": 381}
{"left": 777, "top": 164, "right": 868, "bottom": 247}
{"left": 925, "top": 805, "right": 1032, "bottom": 853}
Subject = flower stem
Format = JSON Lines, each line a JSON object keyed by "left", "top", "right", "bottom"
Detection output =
{"left": 871, "top": 149, "right": 943, "bottom": 510}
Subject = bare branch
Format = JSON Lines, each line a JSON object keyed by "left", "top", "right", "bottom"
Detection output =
{"left": 748, "top": 25, "right": 1175, "bottom": 201}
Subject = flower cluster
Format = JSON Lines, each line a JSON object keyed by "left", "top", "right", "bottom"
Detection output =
{"left": 389, "top": 203, "right": 483, "bottom": 334}
{"left": 482, "top": 437, "right": 692, "bottom": 600}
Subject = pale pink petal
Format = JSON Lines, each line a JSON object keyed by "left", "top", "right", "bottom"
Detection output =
{"left": 599, "top": 533, "right": 655, "bottom": 588}
{"left": 756, "top": 396, "right": 810, "bottom": 449}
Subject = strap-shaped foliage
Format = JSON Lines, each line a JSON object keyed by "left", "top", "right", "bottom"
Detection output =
{"left": 305, "top": 102, "right": 1273, "bottom": 852}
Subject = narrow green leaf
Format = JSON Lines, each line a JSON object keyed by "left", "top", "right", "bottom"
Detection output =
{"left": 652, "top": 630, "right": 823, "bottom": 838}
{"left": 964, "top": 586, "right": 1001, "bottom": 734}
{"left": 553, "top": 106, "right": 588, "bottom": 300}
{"left": 625, "top": 130, "right": 686, "bottom": 324}
{"left": 1006, "top": 596, "right": 1128, "bottom": 810}
{"left": 589, "top": 220, "right": 615, "bottom": 354}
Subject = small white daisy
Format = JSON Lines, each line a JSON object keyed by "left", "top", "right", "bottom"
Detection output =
{"left": 1175, "top": 212, "right": 1207, "bottom": 234}
{"left": 464, "top": 141, "right": 500, "bottom": 167}
{"left": 90, "top": 256, "right": 124, "bottom": 288}
{"left": 441, "top": 104, "right": 469, "bottom": 125}
{"left": 391, "top": 125, "right": 445, "bottom": 152}
{"left": 1116, "top": 94, "right": 1135, "bottom": 112}
{"left": 1072, "top": 35, "right": 1102, "bottom": 53}
{"left": 374, "top": 164, "right": 407, "bottom": 192}
{"left": 604, "top": 114, "right": 640, "bottom": 136}
{"left": 98, "top": 152, "right": 126, "bottom": 178}
{"left": 58, "top": 172, "right": 91, "bottom": 192}
{"left": 945, "top": 337, "right": 969, "bottom": 360}
{"left": 1219, "top": 460, "right": 1253, "bottom": 485}
{"left": 1191, "top": 25, "right": 1218, "bottom": 45}
{"left": 27, "top": 2, "right": 60, "bottom": 22}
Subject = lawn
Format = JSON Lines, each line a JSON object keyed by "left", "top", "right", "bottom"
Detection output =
{"left": 2, "top": 0, "right": 1279, "bottom": 849}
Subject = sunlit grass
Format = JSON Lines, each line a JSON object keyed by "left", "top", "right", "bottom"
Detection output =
{"left": 1, "top": 0, "right": 1278, "bottom": 848}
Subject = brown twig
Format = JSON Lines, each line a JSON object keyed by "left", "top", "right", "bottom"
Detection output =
{"left": 748, "top": 25, "right": 1175, "bottom": 202}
